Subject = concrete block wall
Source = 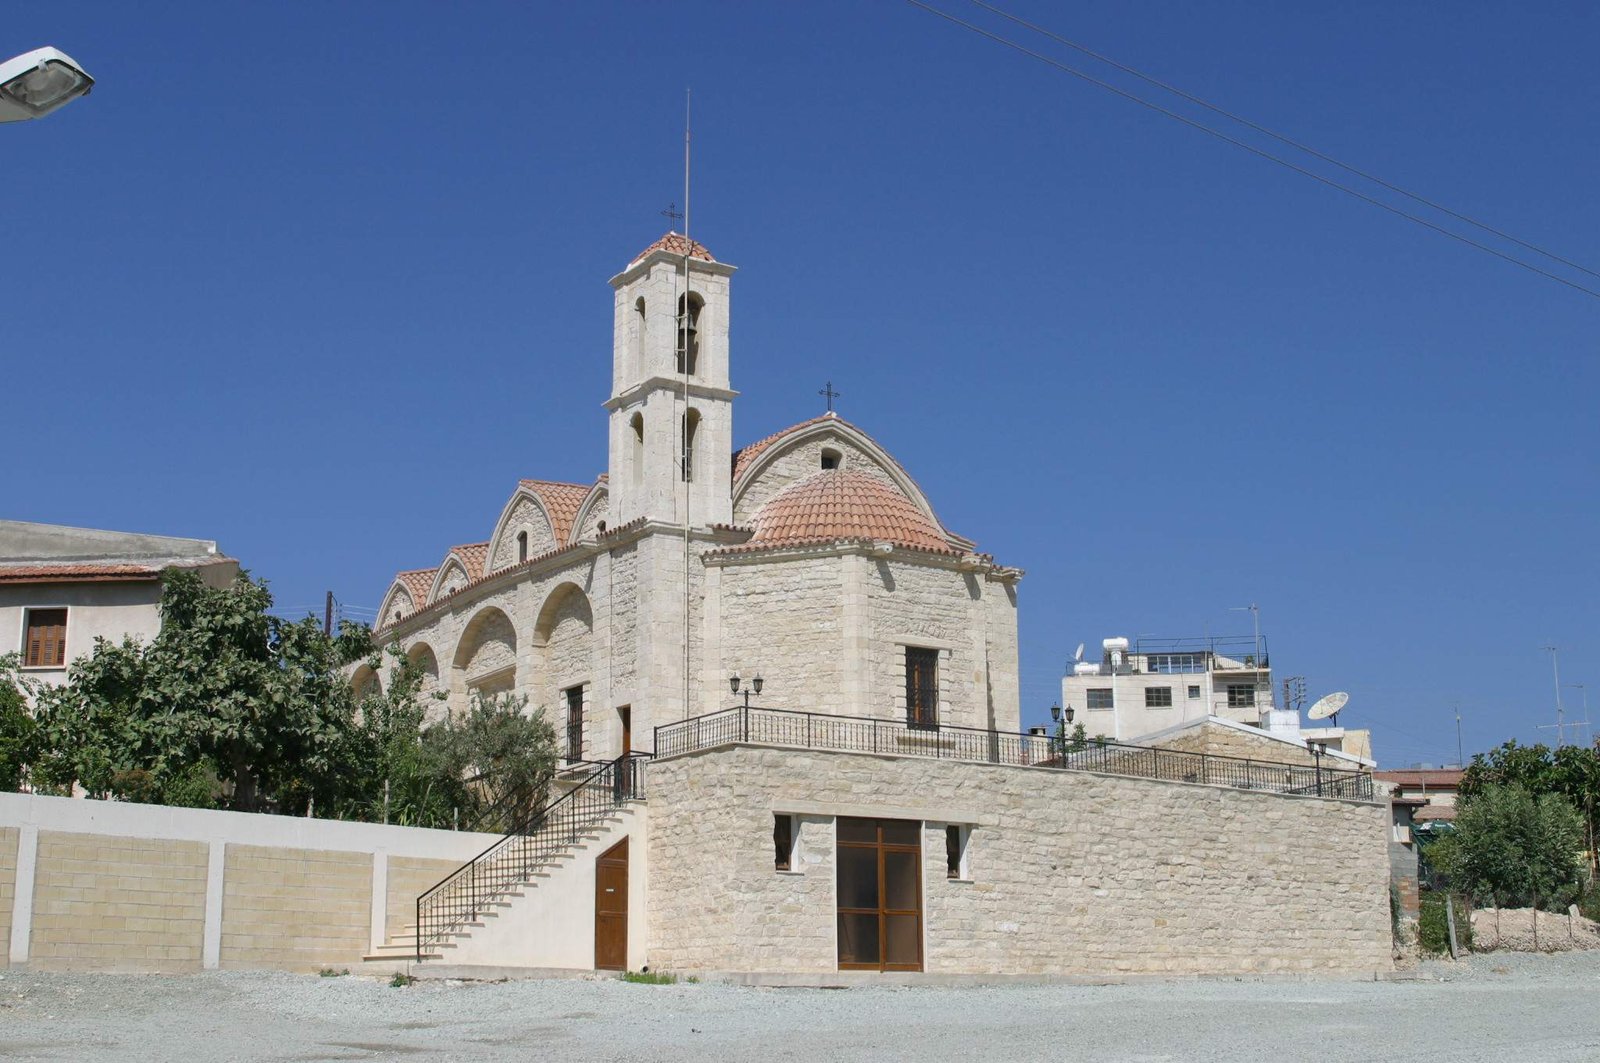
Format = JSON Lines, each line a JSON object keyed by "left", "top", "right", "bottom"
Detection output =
{"left": 0, "top": 793, "right": 498, "bottom": 973}
{"left": 28, "top": 832, "right": 207, "bottom": 972}
{"left": 646, "top": 745, "right": 1392, "bottom": 978}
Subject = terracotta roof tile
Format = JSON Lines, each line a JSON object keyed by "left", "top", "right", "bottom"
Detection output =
{"left": 518, "top": 480, "right": 592, "bottom": 546}
{"left": 1373, "top": 769, "right": 1464, "bottom": 788}
{"left": 0, "top": 562, "right": 162, "bottom": 583}
{"left": 450, "top": 542, "right": 490, "bottom": 582}
{"left": 394, "top": 568, "right": 436, "bottom": 605}
{"left": 727, "top": 469, "right": 961, "bottom": 556}
{"left": 629, "top": 231, "right": 714, "bottom": 268}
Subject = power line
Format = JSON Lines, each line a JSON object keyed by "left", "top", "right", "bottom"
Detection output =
{"left": 903, "top": 0, "right": 1600, "bottom": 300}
{"left": 964, "top": 0, "right": 1600, "bottom": 283}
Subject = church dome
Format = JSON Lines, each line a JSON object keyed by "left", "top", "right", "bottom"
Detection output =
{"left": 744, "top": 469, "right": 959, "bottom": 555}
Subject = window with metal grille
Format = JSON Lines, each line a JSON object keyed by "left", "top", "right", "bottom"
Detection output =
{"left": 23, "top": 608, "right": 66, "bottom": 668}
{"left": 1144, "top": 686, "right": 1173, "bottom": 708}
{"left": 905, "top": 647, "right": 939, "bottom": 730}
{"left": 1227, "top": 683, "right": 1256, "bottom": 708}
{"left": 1086, "top": 687, "right": 1113, "bottom": 710}
{"left": 564, "top": 685, "right": 584, "bottom": 761}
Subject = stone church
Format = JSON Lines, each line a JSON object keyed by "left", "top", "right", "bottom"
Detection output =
{"left": 367, "top": 233, "right": 1024, "bottom": 757}
{"left": 347, "top": 233, "right": 1389, "bottom": 980}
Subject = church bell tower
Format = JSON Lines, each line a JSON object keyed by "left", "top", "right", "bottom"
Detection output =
{"left": 604, "top": 233, "right": 736, "bottom": 529}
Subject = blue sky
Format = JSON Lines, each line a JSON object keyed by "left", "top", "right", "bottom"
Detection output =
{"left": 7, "top": 2, "right": 1596, "bottom": 766}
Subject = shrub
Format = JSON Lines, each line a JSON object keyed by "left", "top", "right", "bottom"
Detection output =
{"left": 1419, "top": 891, "right": 1473, "bottom": 955}
{"left": 1427, "top": 783, "right": 1585, "bottom": 909}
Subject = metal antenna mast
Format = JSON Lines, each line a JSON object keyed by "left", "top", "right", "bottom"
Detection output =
{"left": 680, "top": 88, "right": 693, "bottom": 724}
{"left": 1544, "top": 645, "right": 1566, "bottom": 747}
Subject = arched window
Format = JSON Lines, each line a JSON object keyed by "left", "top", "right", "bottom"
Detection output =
{"left": 676, "top": 293, "right": 703, "bottom": 376}
{"left": 632, "top": 297, "right": 646, "bottom": 375}
{"left": 682, "top": 409, "right": 701, "bottom": 482}
{"left": 630, "top": 413, "right": 645, "bottom": 487}
{"left": 517, "top": 530, "right": 528, "bottom": 563}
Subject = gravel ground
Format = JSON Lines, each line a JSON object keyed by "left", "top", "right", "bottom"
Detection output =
{"left": 2, "top": 954, "right": 1599, "bottom": 1062}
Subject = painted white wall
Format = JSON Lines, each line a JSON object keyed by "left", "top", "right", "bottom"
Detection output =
{"left": 1, "top": 581, "right": 163, "bottom": 690}
{"left": 442, "top": 807, "right": 648, "bottom": 971}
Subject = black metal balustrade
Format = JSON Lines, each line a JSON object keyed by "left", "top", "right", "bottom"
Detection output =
{"left": 654, "top": 706, "right": 1373, "bottom": 802}
{"left": 415, "top": 753, "right": 649, "bottom": 962}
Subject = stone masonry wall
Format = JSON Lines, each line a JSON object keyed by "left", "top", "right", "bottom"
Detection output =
{"left": 718, "top": 556, "right": 843, "bottom": 717}
{"left": 647, "top": 746, "right": 1391, "bottom": 977}
{"left": 489, "top": 496, "right": 557, "bottom": 572}
{"left": 220, "top": 845, "right": 371, "bottom": 971}
{"left": 867, "top": 560, "right": 982, "bottom": 729}
{"left": 29, "top": 832, "right": 207, "bottom": 972}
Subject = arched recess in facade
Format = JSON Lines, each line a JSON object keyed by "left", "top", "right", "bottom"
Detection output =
{"left": 452, "top": 607, "right": 517, "bottom": 712}
{"left": 532, "top": 582, "right": 594, "bottom": 725}
{"left": 350, "top": 662, "right": 381, "bottom": 702}
{"left": 406, "top": 642, "right": 444, "bottom": 723}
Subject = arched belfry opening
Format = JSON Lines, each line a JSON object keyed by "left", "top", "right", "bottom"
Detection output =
{"left": 632, "top": 296, "right": 647, "bottom": 376}
{"left": 676, "top": 292, "right": 702, "bottom": 376}
{"left": 630, "top": 413, "right": 645, "bottom": 487}
{"left": 682, "top": 409, "right": 701, "bottom": 482}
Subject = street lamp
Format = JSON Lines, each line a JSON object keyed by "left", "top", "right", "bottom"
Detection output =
{"left": 0, "top": 47, "right": 94, "bottom": 123}
{"left": 1050, "top": 703, "right": 1076, "bottom": 762}
{"left": 729, "top": 672, "right": 763, "bottom": 709}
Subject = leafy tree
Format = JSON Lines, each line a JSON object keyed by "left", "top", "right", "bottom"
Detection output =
{"left": 1428, "top": 783, "right": 1585, "bottom": 909}
{"left": 447, "top": 690, "right": 558, "bottom": 832}
{"left": 1462, "top": 740, "right": 1600, "bottom": 874}
{"left": 30, "top": 569, "right": 367, "bottom": 811}
{"left": 0, "top": 655, "right": 38, "bottom": 791}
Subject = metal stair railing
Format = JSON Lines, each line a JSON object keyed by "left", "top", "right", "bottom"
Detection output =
{"left": 415, "top": 753, "right": 649, "bottom": 962}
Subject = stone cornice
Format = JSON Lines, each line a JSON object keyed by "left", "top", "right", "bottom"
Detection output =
{"left": 603, "top": 377, "right": 739, "bottom": 411}
{"left": 608, "top": 253, "right": 737, "bottom": 289}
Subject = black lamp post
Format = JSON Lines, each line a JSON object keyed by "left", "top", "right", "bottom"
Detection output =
{"left": 730, "top": 672, "right": 764, "bottom": 709}
{"left": 1049, "top": 703, "right": 1075, "bottom": 760}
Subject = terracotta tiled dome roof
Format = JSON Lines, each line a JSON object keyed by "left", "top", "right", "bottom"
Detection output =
{"left": 742, "top": 470, "right": 959, "bottom": 555}
{"left": 629, "top": 231, "right": 714, "bottom": 268}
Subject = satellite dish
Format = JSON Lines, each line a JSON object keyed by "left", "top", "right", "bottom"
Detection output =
{"left": 1307, "top": 691, "right": 1349, "bottom": 722}
{"left": 1073, "top": 642, "right": 1086, "bottom": 663}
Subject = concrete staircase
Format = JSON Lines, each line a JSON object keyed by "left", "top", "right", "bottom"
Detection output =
{"left": 361, "top": 757, "right": 647, "bottom": 975}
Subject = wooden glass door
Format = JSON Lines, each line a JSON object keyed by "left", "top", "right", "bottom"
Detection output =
{"left": 837, "top": 817, "right": 922, "bottom": 971}
{"left": 594, "top": 837, "right": 628, "bottom": 970}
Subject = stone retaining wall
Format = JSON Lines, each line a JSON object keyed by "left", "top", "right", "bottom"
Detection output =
{"left": 647, "top": 745, "right": 1391, "bottom": 977}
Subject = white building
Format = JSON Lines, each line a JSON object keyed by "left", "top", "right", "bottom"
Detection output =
{"left": 0, "top": 520, "right": 238, "bottom": 690}
{"left": 1063, "top": 635, "right": 1282, "bottom": 741}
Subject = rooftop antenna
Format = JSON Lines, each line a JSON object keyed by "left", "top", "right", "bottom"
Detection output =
{"left": 1568, "top": 683, "right": 1592, "bottom": 747}
{"left": 1455, "top": 702, "right": 1464, "bottom": 768}
{"left": 1230, "top": 603, "right": 1268, "bottom": 705}
{"left": 1540, "top": 645, "right": 1565, "bottom": 747}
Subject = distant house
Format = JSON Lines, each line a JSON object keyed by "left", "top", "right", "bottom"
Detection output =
{"left": 1372, "top": 768, "right": 1463, "bottom": 825}
{"left": 0, "top": 520, "right": 238, "bottom": 690}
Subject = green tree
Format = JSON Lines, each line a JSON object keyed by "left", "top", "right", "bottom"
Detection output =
{"left": 30, "top": 569, "right": 368, "bottom": 811}
{"left": 447, "top": 690, "right": 558, "bottom": 832}
{"left": 1429, "top": 783, "right": 1585, "bottom": 909}
{"left": 1462, "top": 740, "right": 1600, "bottom": 875}
{"left": 0, "top": 655, "right": 38, "bottom": 791}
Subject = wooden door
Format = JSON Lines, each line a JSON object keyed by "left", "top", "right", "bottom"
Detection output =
{"left": 594, "top": 837, "right": 629, "bottom": 971}
{"left": 837, "top": 817, "right": 923, "bottom": 971}
{"left": 619, "top": 705, "right": 632, "bottom": 756}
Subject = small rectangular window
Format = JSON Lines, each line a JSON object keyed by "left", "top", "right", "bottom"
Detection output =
{"left": 1187, "top": 684, "right": 1201, "bottom": 700}
{"left": 905, "top": 647, "right": 939, "bottom": 730}
{"left": 24, "top": 608, "right": 67, "bottom": 669}
{"left": 1227, "top": 684, "right": 1256, "bottom": 708}
{"left": 945, "top": 825, "right": 967, "bottom": 880}
{"left": 774, "top": 814, "right": 794, "bottom": 871}
{"left": 1086, "top": 687, "right": 1113, "bottom": 710}
{"left": 564, "top": 685, "right": 584, "bottom": 762}
{"left": 1145, "top": 686, "right": 1173, "bottom": 708}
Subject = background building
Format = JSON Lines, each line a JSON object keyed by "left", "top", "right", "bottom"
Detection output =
{"left": 0, "top": 520, "right": 237, "bottom": 691}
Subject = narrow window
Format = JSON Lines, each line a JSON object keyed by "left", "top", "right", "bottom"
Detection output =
{"left": 820, "top": 448, "right": 841, "bottom": 471}
{"left": 945, "top": 825, "right": 966, "bottom": 880}
{"left": 682, "top": 409, "right": 700, "bottom": 482}
{"left": 1144, "top": 686, "right": 1173, "bottom": 708}
{"left": 565, "top": 685, "right": 584, "bottom": 762}
{"left": 905, "top": 647, "right": 939, "bottom": 730}
{"left": 773, "top": 814, "right": 794, "bottom": 871}
{"left": 632, "top": 296, "right": 647, "bottom": 374}
{"left": 676, "top": 293, "right": 702, "bottom": 375}
{"left": 1086, "top": 687, "right": 1113, "bottom": 710}
{"left": 516, "top": 530, "right": 528, "bottom": 563}
{"left": 629, "top": 413, "right": 645, "bottom": 488}
{"left": 23, "top": 608, "right": 67, "bottom": 668}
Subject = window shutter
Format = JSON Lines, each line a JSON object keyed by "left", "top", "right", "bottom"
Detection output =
{"left": 25, "top": 609, "right": 67, "bottom": 668}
